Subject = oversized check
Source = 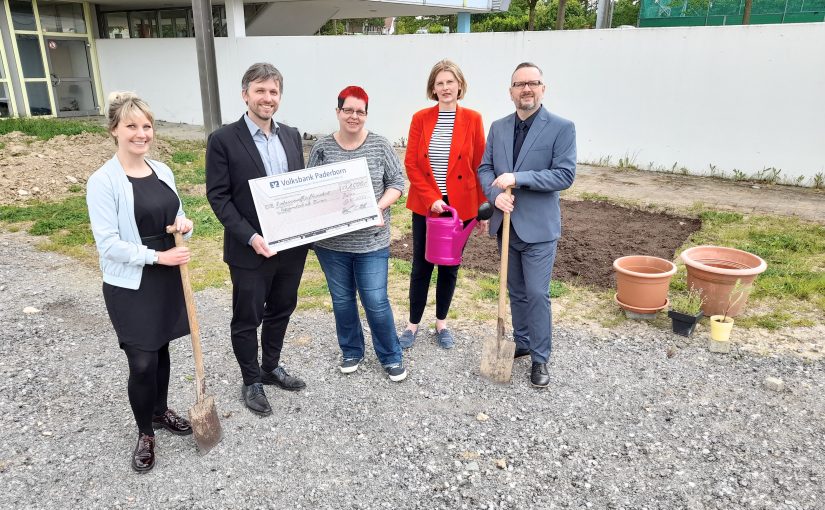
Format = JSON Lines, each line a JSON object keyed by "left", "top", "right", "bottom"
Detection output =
{"left": 248, "top": 157, "right": 379, "bottom": 252}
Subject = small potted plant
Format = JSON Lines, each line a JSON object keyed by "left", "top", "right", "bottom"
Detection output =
{"left": 668, "top": 287, "right": 704, "bottom": 337}
{"left": 709, "top": 279, "right": 751, "bottom": 344}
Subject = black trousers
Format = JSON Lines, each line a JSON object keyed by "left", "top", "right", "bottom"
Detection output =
{"left": 408, "top": 211, "right": 469, "bottom": 324}
{"left": 229, "top": 246, "right": 309, "bottom": 385}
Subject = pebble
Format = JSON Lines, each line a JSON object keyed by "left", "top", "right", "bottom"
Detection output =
{"left": 764, "top": 376, "right": 785, "bottom": 392}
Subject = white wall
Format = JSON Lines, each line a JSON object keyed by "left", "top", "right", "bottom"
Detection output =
{"left": 97, "top": 23, "right": 825, "bottom": 184}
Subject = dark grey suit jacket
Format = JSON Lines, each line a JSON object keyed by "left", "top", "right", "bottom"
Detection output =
{"left": 205, "top": 115, "right": 304, "bottom": 269}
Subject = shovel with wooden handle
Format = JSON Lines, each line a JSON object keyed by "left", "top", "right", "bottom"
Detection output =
{"left": 480, "top": 187, "right": 516, "bottom": 383}
{"left": 167, "top": 226, "right": 223, "bottom": 454}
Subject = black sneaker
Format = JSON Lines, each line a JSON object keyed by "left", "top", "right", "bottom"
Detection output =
{"left": 384, "top": 363, "right": 407, "bottom": 382}
{"left": 339, "top": 357, "right": 363, "bottom": 374}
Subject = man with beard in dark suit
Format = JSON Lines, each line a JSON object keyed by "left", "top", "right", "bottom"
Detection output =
{"left": 206, "top": 62, "right": 308, "bottom": 416}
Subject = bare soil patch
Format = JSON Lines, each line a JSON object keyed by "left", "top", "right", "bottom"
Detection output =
{"left": 391, "top": 200, "right": 702, "bottom": 288}
{"left": 0, "top": 131, "right": 174, "bottom": 205}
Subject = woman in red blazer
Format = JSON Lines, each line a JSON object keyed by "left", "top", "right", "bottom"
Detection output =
{"left": 400, "top": 59, "right": 487, "bottom": 350}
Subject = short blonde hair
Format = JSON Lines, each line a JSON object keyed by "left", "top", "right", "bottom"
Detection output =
{"left": 426, "top": 59, "right": 467, "bottom": 101}
{"left": 106, "top": 91, "right": 154, "bottom": 142}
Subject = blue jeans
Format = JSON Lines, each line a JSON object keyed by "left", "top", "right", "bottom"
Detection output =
{"left": 314, "top": 246, "right": 402, "bottom": 366}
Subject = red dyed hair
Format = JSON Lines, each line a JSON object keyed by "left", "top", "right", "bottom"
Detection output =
{"left": 337, "top": 86, "right": 369, "bottom": 111}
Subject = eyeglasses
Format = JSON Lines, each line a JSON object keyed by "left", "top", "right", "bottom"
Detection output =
{"left": 511, "top": 80, "right": 543, "bottom": 89}
{"left": 338, "top": 107, "right": 368, "bottom": 117}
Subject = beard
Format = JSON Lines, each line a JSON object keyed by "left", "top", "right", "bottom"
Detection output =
{"left": 516, "top": 94, "right": 538, "bottom": 111}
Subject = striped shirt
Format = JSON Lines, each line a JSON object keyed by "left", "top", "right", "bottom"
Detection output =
{"left": 307, "top": 132, "right": 405, "bottom": 253}
{"left": 428, "top": 111, "right": 455, "bottom": 196}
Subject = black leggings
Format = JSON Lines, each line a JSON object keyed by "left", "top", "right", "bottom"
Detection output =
{"left": 408, "top": 211, "right": 467, "bottom": 324}
{"left": 124, "top": 344, "right": 170, "bottom": 436}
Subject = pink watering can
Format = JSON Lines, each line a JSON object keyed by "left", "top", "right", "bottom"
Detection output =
{"left": 425, "top": 202, "right": 493, "bottom": 266}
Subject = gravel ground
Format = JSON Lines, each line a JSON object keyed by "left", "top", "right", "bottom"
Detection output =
{"left": 1, "top": 230, "right": 823, "bottom": 510}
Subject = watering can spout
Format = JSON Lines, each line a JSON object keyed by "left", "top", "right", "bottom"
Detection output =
{"left": 455, "top": 201, "right": 493, "bottom": 249}
{"left": 456, "top": 220, "right": 474, "bottom": 247}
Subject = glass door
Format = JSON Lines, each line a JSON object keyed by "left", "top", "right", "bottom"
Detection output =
{"left": 44, "top": 37, "right": 96, "bottom": 116}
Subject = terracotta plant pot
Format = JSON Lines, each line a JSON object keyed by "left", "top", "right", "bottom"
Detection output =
{"left": 709, "top": 315, "right": 734, "bottom": 342}
{"left": 680, "top": 246, "right": 767, "bottom": 317}
{"left": 613, "top": 256, "right": 677, "bottom": 314}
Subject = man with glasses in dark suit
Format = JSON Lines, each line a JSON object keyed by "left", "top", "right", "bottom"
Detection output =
{"left": 478, "top": 62, "right": 577, "bottom": 388}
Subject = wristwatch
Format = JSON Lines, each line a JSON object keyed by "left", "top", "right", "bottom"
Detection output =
{"left": 152, "top": 252, "right": 160, "bottom": 265}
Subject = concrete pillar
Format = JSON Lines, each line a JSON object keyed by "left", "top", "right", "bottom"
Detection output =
{"left": 596, "top": 0, "right": 615, "bottom": 28}
{"left": 191, "top": 0, "right": 222, "bottom": 135}
{"left": 457, "top": 12, "right": 471, "bottom": 33}
{"left": 225, "top": 0, "right": 246, "bottom": 38}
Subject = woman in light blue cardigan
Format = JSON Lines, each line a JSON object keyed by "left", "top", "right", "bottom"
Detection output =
{"left": 87, "top": 92, "right": 194, "bottom": 473}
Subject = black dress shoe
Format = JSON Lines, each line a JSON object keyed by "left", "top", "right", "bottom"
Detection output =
{"left": 261, "top": 365, "right": 306, "bottom": 391}
{"left": 241, "top": 382, "right": 272, "bottom": 416}
{"left": 514, "top": 347, "right": 531, "bottom": 359}
{"left": 152, "top": 408, "right": 193, "bottom": 436}
{"left": 530, "top": 362, "right": 550, "bottom": 388}
{"left": 132, "top": 433, "right": 155, "bottom": 473}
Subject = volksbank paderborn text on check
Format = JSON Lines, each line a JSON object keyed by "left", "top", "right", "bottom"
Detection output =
{"left": 248, "top": 157, "right": 380, "bottom": 252}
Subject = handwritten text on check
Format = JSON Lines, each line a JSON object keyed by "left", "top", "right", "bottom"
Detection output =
{"left": 249, "top": 157, "right": 379, "bottom": 252}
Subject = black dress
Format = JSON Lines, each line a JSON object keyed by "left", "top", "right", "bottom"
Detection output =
{"left": 102, "top": 172, "right": 189, "bottom": 351}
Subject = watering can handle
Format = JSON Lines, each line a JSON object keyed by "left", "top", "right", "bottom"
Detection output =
{"left": 429, "top": 204, "right": 458, "bottom": 220}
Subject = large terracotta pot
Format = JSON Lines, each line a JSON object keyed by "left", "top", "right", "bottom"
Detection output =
{"left": 680, "top": 246, "right": 767, "bottom": 317}
{"left": 613, "top": 256, "right": 677, "bottom": 313}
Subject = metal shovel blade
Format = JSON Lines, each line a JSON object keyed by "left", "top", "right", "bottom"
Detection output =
{"left": 189, "top": 394, "right": 223, "bottom": 455}
{"left": 480, "top": 317, "right": 516, "bottom": 383}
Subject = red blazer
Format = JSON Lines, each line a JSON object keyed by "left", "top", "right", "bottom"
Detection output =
{"left": 405, "top": 104, "right": 487, "bottom": 221}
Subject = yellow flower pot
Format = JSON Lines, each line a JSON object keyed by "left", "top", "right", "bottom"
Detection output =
{"left": 709, "top": 315, "right": 734, "bottom": 342}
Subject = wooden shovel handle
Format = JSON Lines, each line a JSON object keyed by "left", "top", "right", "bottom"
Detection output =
{"left": 498, "top": 187, "right": 512, "bottom": 321}
{"left": 166, "top": 226, "right": 206, "bottom": 402}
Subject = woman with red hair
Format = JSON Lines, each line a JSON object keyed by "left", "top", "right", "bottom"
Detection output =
{"left": 308, "top": 86, "right": 407, "bottom": 382}
{"left": 400, "top": 59, "right": 487, "bottom": 350}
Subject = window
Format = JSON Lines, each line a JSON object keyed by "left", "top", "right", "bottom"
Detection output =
{"left": 9, "top": 0, "right": 37, "bottom": 31}
{"left": 38, "top": 2, "right": 87, "bottom": 34}
{"left": 26, "top": 82, "right": 52, "bottom": 115}
{"left": 160, "top": 9, "right": 191, "bottom": 38}
{"left": 103, "top": 12, "right": 129, "bottom": 39}
{"left": 212, "top": 5, "right": 227, "bottom": 37}
{"left": 99, "top": 7, "right": 230, "bottom": 38}
{"left": 130, "top": 11, "right": 158, "bottom": 38}
{"left": 16, "top": 34, "right": 46, "bottom": 78}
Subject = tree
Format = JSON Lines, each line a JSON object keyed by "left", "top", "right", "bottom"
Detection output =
{"left": 742, "top": 0, "right": 753, "bottom": 24}
{"left": 470, "top": 0, "right": 594, "bottom": 31}
{"left": 528, "top": 0, "right": 540, "bottom": 29}
{"left": 394, "top": 15, "right": 455, "bottom": 34}
{"left": 611, "top": 0, "right": 640, "bottom": 27}
{"left": 318, "top": 17, "right": 386, "bottom": 35}
{"left": 556, "top": 0, "right": 568, "bottom": 29}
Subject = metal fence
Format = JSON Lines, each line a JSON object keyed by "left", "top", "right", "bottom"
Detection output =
{"left": 639, "top": 0, "right": 825, "bottom": 26}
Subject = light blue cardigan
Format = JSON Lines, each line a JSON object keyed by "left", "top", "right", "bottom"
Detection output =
{"left": 86, "top": 156, "right": 191, "bottom": 290}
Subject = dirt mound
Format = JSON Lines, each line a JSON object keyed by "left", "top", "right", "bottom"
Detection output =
{"left": 0, "top": 131, "right": 174, "bottom": 205}
{"left": 390, "top": 200, "right": 701, "bottom": 289}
